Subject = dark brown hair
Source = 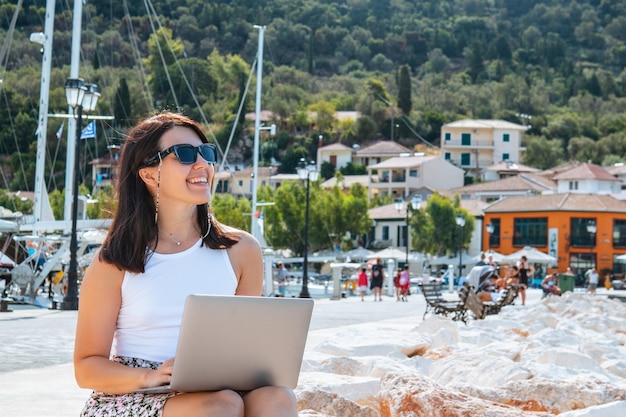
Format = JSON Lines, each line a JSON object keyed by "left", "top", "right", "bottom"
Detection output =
{"left": 100, "top": 111, "right": 238, "bottom": 273}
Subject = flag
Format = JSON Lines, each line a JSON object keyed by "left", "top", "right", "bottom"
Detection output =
{"left": 80, "top": 120, "right": 96, "bottom": 140}
{"left": 55, "top": 122, "right": 64, "bottom": 139}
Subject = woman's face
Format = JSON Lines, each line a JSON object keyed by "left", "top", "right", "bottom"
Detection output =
{"left": 152, "top": 126, "right": 215, "bottom": 206}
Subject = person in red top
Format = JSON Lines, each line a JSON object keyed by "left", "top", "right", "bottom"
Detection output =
{"left": 357, "top": 267, "right": 369, "bottom": 301}
{"left": 393, "top": 268, "right": 402, "bottom": 301}
{"left": 399, "top": 265, "right": 410, "bottom": 301}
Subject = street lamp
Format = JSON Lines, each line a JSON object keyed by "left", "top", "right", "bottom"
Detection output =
{"left": 395, "top": 196, "right": 422, "bottom": 265}
{"left": 61, "top": 78, "right": 99, "bottom": 310}
{"left": 297, "top": 158, "right": 318, "bottom": 298}
{"left": 486, "top": 222, "right": 494, "bottom": 252}
{"left": 587, "top": 220, "right": 597, "bottom": 269}
{"left": 455, "top": 214, "right": 466, "bottom": 283}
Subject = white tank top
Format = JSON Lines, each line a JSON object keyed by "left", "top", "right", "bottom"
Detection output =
{"left": 111, "top": 239, "right": 238, "bottom": 362}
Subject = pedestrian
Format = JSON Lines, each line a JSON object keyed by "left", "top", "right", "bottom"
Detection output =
{"left": 73, "top": 112, "right": 297, "bottom": 416}
{"left": 516, "top": 255, "right": 534, "bottom": 306}
{"left": 357, "top": 267, "right": 368, "bottom": 301}
{"left": 399, "top": 265, "right": 410, "bottom": 301}
{"left": 393, "top": 267, "right": 402, "bottom": 301}
{"left": 276, "top": 261, "right": 288, "bottom": 297}
{"left": 587, "top": 267, "right": 599, "bottom": 294}
{"left": 370, "top": 257, "right": 385, "bottom": 301}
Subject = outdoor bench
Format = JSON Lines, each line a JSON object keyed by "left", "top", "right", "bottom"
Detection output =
{"left": 419, "top": 282, "right": 469, "bottom": 324}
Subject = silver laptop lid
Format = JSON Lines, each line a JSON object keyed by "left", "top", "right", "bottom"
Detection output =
{"left": 170, "top": 294, "right": 314, "bottom": 392}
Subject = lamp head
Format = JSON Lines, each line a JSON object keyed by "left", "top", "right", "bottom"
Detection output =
{"left": 64, "top": 78, "right": 86, "bottom": 109}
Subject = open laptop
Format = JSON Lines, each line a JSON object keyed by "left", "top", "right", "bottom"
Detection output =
{"left": 135, "top": 294, "right": 314, "bottom": 394}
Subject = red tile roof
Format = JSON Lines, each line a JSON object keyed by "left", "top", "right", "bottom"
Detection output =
{"left": 356, "top": 141, "right": 411, "bottom": 156}
{"left": 485, "top": 193, "right": 626, "bottom": 213}
{"left": 552, "top": 162, "right": 618, "bottom": 181}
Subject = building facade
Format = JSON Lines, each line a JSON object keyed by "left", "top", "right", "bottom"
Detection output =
{"left": 483, "top": 193, "right": 626, "bottom": 281}
{"left": 441, "top": 119, "right": 528, "bottom": 178}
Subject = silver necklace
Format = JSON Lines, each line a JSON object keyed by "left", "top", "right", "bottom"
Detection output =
{"left": 160, "top": 231, "right": 198, "bottom": 246}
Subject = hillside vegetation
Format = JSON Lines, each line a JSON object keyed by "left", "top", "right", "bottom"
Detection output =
{"left": 1, "top": 0, "right": 626, "bottom": 192}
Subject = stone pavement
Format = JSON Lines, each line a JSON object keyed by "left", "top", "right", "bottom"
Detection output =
{"left": 0, "top": 287, "right": 558, "bottom": 417}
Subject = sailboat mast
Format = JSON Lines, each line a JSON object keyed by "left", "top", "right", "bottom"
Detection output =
{"left": 250, "top": 25, "right": 265, "bottom": 238}
{"left": 63, "top": 0, "right": 84, "bottom": 222}
{"left": 32, "top": 0, "right": 56, "bottom": 224}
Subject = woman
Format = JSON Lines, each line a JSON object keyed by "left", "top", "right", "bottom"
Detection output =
{"left": 370, "top": 257, "right": 385, "bottom": 301}
{"left": 74, "top": 112, "right": 297, "bottom": 416}
{"left": 516, "top": 255, "right": 534, "bottom": 306}
{"left": 357, "top": 267, "right": 369, "bottom": 301}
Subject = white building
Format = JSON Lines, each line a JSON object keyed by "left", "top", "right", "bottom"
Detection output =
{"left": 441, "top": 119, "right": 528, "bottom": 178}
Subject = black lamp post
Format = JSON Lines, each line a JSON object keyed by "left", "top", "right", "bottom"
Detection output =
{"left": 395, "top": 196, "right": 422, "bottom": 266}
{"left": 61, "top": 78, "right": 99, "bottom": 310}
{"left": 455, "top": 214, "right": 466, "bottom": 282}
{"left": 297, "top": 158, "right": 318, "bottom": 298}
{"left": 587, "top": 220, "right": 597, "bottom": 269}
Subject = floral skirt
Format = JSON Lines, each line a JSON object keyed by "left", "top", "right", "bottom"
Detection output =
{"left": 80, "top": 356, "right": 179, "bottom": 417}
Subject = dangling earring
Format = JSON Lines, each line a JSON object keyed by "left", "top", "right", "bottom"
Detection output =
{"left": 201, "top": 206, "right": 211, "bottom": 239}
{"left": 154, "top": 154, "right": 163, "bottom": 224}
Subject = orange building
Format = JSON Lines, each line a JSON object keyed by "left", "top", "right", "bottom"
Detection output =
{"left": 483, "top": 193, "right": 626, "bottom": 282}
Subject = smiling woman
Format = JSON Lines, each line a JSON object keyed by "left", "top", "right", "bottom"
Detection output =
{"left": 73, "top": 111, "right": 299, "bottom": 417}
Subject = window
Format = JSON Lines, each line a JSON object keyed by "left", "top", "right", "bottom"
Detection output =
{"left": 570, "top": 218, "right": 596, "bottom": 247}
{"left": 503, "top": 153, "right": 509, "bottom": 161}
{"left": 409, "top": 169, "right": 418, "bottom": 177}
{"left": 444, "top": 152, "right": 451, "bottom": 160}
{"left": 488, "top": 218, "right": 500, "bottom": 248}
{"left": 513, "top": 218, "right": 548, "bottom": 246}
{"left": 569, "top": 181, "right": 578, "bottom": 190}
{"left": 461, "top": 133, "right": 471, "bottom": 145}
{"left": 382, "top": 226, "right": 389, "bottom": 241}
{"left": 614, "top": 219, "right": 626, "bottom": 248}
{"left": 461, "top": 153, "right": 471, "bottom": 166}
{"left": 445, "top": 132, "right": 451, "bottom": 141}
{"left": 503, "top": 133, "right": 510, "bottom": 142}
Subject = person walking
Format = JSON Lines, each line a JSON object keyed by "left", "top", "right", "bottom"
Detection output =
{"left": 275, "top": 262, "right": 288, "bottom": 297}
{"left": 516, "top": 255, "right": 534, "bottom": 306}
{"left": 73, "top": 112, "right": 297, "bottom": 417}
{"left": 587, "top": 267, "right": 599, "bottom": 294}
{"left": 370, "top": 257, "right": 385, "bottom": 301}
{"left": 399, "top": 265, "right": 410, "bottom": 301}
{"left": 357, "top": 267, "right": 369, "bottom": 301}
{"left": 393, "top": 267, "right": 402, "bottom": 301}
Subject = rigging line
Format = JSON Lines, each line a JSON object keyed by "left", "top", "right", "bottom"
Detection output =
{"left": 122, "top": 0, "right": 153, "bottom": 112}
{"left": 1, "top": 88, "right": 28, "bottom": 192}
{"left": 144, "top": 0, "right": 223, "bottom": 156}
{"left": 218, "top": 57, "right": 257, "bottom": 175}
{"left": 142, "top": 0, "right": 180, "bottom": 110}
{"left": 398, "top": 115, "right": 438, "bottom": 149}
{"left": 0, "top": 0, "right": 22, "bottom": 89}
{"left": 46, "top": 130, "right": 63, "bottom": 191}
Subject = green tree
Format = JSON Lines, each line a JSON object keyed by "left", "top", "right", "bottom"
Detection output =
{"left": 522, "top": 136, "right": 565, "bottom": 170}
{"left": 397, "top": 64, "right": 412, "bottom": 116}
{"left": 114, "top": 78, "right": 132, "bottom": 128}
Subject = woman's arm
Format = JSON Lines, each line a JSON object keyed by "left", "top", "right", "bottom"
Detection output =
{"left": 74, "top": 254, "right": 172, "bottom": 394}
{"left": 228, "top": 230, "right": 264, "bottom": 296}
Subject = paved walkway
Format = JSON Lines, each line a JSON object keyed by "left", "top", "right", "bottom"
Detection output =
{"left": 0, "top": 287, "right": 573, "bottom": 416}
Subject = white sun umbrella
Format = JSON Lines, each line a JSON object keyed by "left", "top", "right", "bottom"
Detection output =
{"left": 501, "top": 246, "right": 557, "bottom": 265}
{"left": 344, "top": 246, "right": 374, "bottom": 262}
{"left": 366, "top": 247, "right": 407, "bottom": 261}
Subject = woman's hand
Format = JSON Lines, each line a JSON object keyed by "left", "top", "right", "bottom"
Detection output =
{"left": 144, "top": 357, "right": 175, "bottom": 388}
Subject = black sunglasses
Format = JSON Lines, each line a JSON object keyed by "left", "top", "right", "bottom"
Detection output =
{"left": 142, "top": 143, "right": 218, "bottom": 167}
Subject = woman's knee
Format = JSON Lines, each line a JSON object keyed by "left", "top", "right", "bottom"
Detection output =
{"left": 209, "top": 390, "right": 245, "bottom": 415}
{"left": 164, "top": 390, "right": 244, "bottom": 417}
{"left": 244, "top": 386, "right": 296, "bottom": 411}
